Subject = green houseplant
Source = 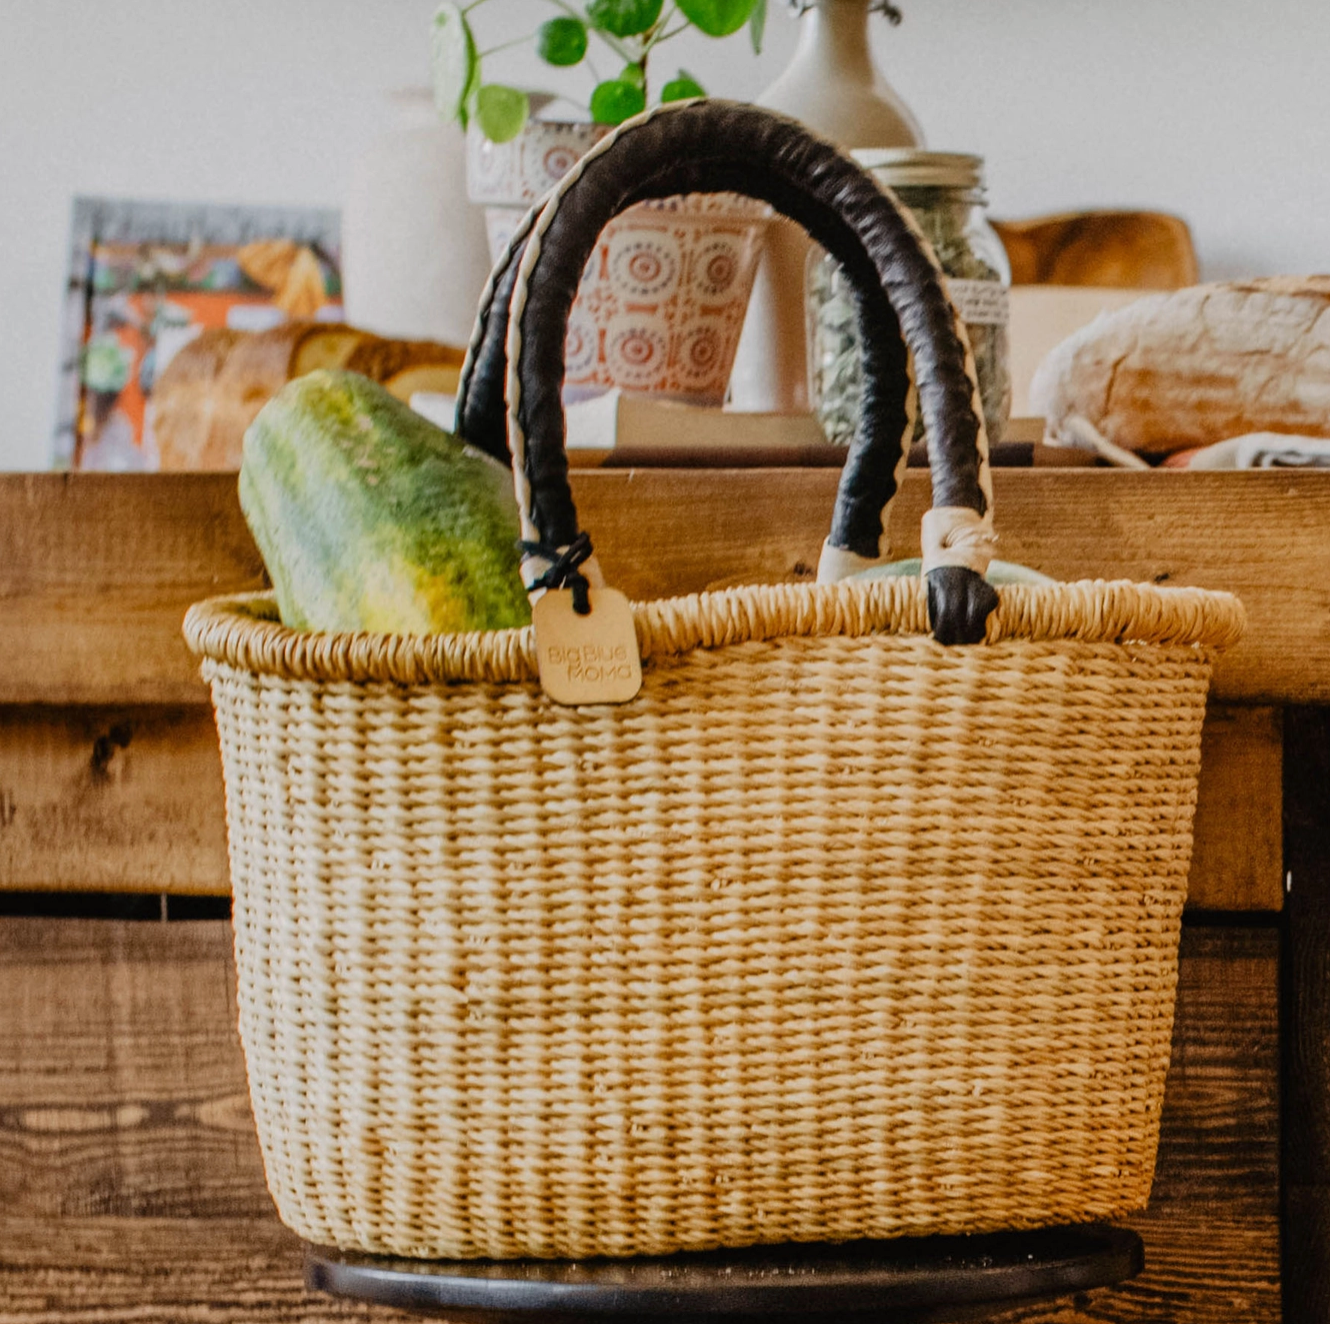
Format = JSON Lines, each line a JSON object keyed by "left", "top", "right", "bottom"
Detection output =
{"left": 434, "top": 0, "right": 777, "bottom": 406}
{"left": 432, "top": 0, "right": 769, "bottom": 143}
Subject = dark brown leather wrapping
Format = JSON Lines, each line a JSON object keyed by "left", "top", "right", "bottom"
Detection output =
{"left": 457, "top": 169, "right": 912, "bottom": 560}
{"left": 455, "top": 206, "right": 541, "bottom": 470}
{"left": 458, "top": 102, "right": 996, "bottom": 642}
{"left": 510, "top": 104, "right": 984, "bottom": 542}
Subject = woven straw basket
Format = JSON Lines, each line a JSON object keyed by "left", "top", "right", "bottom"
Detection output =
{"left": 184, "top": 103, "right": 1244, "bottom": 1262}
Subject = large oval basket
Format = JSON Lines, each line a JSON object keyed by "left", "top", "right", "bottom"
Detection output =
{"left": 185, "top": 102, "right": 1244, "bottom": 1262}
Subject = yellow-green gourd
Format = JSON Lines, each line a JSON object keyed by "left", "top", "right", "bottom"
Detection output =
{"left": 239, "top": 369, "right": 530, "bottom": 634}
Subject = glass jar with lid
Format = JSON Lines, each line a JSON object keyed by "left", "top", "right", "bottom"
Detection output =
{"left": 806, "top": 150, "right": 1012, "bottom": 449}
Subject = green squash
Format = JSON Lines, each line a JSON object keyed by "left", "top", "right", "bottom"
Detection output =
{"left": 239, "top": 369, "right": 530, "bottom": 634}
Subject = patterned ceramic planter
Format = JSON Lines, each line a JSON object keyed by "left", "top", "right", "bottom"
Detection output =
{"left": 467, "top": 119, "right": 771, "bottom": 405}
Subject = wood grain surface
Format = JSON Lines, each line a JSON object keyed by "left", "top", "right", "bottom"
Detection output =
{"left": 0, "top": 1217, "right": 392, "bottom": 1322}
{"left": 1, "top": 470, "right": 1327, "bottom": 705}
{"left": 1282, "top": 707, "right": 1330, "bottom": 1323}
{"left": 0, "top": 918, "right": 1278, "bottom": 1322}
{"left": 0, "top": 474, "right": 266, "bottom": 706}
{"left": 0, "top": 703, "right": 1282, "bottom": 912}
{"left": 0, "top": 707, "right": 229, "bottom": 896}
{"left": 1185, "top": 706, "right": 1283, "bottom": 912}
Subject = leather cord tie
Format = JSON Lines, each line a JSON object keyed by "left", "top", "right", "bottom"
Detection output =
{"left": 521, "top": 531, "right": 594, "bottom": 615}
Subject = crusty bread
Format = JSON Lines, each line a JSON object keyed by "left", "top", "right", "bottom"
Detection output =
{"left": 152, "top": 329, "right": 243, "bottom": 470}
{"left": 1029, "top": 277, "right": 1330, "bottom": 455}
{"left": 152, "top": 323, "right": 466, "bottom": 470}
{"left": 343, "top": 337, "right": 464, "bottom": 401}
{"left": 379, "top": 362, "right": 463, "bottom": 401}
{"left": 292, "top": 325, "right": 365, "bottom": 377}
{"left": 156, "top": 324, "right": 321, "bottom": 471}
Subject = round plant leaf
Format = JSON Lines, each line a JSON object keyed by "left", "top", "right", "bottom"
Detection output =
{"left": 619, "top": 62, "right": 646, "bottom": 90}
{"left": 662, "top": 71, "right": 707, "bottom": 102}
{"left": 476, "top": 84, "right": 531, "bottom": 143}
{"left": 590, "top": 78, "right": 647, "bottom": 124}
{"left": 587, "top": 0, "right": 664, "bottom": 38}
{"left": 676, "top": 0, "right": 757, "bottom": 37}
{"left": 431, "top": 1, "right": 479, "bottom": 124}
{"left": 661, "top": 71, "right": 705, "bottom": 101}
{"left": 537, "top": 16, "right": 588, "bottom": 66}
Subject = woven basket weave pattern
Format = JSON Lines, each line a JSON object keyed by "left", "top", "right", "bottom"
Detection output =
{"left": 196, "top": 102, "right": 1245, "bottom": 1260}
{"left": 196, "top": 581, "right": 1228, "bottom": 1259}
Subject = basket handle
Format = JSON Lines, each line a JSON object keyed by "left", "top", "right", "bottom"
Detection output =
{"left": 456, "top": 170, "right": 918, "bottom": 552}
{"left": 455, "top": 206, "right": 543, "bottom": 469}
{"left": 468, "top": 101, "right": 999, "bottom": 644}
{"left": 453, "top": 171, "right": 916, "bottom": 511}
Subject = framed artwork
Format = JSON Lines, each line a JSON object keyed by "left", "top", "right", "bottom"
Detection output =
{"left": 55, "top": 197, "right": 342, "bottom": 470}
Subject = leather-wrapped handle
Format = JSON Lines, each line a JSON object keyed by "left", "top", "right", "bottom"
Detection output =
{"left": 456, "top": 174, "right": 914, "bottom": 566}
{"left": 469, "top": 101, "right": 998, "bottom": 643}
{"left": 455, "top": 207, "right": 543, "bottom": 470}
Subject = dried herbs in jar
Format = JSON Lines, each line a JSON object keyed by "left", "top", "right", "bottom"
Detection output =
{"left": 807, "top": 150, "right": 1012, "bottom": 449}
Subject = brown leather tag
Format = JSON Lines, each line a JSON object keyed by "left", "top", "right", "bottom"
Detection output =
{"left": 533, "top": 588, "right": 642, "bottom": 706}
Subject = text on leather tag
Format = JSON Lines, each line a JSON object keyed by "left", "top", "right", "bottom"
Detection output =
{"left": 533, "top": 587, "right": 643, "bottom": 705}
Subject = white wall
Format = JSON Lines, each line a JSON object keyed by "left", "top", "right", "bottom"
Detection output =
{"left": 2, "top": 0, "right": 1327, "bottom": 469}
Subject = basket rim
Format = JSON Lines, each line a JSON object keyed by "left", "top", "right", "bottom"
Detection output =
{"left": 183, "top": 577, "right": 1245, "bottom": 688}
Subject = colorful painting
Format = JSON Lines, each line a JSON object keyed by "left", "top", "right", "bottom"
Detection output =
{"left": 56, "top": 198, "right": 342, "bottom": 470}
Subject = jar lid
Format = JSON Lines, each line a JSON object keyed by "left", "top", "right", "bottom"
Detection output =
{"left": 850, "top": 149, "right": 984, "bottom": 191}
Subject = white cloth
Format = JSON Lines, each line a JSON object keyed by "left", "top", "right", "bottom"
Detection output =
{"left": 816, "top": 539, "right": 894, "bottom": 584}
{"left": 920, "top": 506, "right": 997, "bottom": 577}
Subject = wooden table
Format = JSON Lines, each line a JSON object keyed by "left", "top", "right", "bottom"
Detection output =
{"left": 0, "top": 468, "right": 1322, "bottom": 1322}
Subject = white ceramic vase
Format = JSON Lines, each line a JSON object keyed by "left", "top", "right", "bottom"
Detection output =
{"left": 728, "top": 0, "right": 923, "bottom": 412}
{"left": 341, "top": 89, "right": 493, "bottom": 347}
{"left": 467, "top": 119, "right": 771, "bottom": 406}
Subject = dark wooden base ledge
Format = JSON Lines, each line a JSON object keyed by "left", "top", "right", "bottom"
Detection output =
{"left": 304, "top": 1226, "right": 1145, "bottom": 1320}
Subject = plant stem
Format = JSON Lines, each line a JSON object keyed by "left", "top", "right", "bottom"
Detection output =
{"left": 480, "top": 30, "right": 540, "bottom": 57}
{"left": 642, "top": 3, "right": 679, "bottom": 55}
{"left": 624, "top": 2, "right": 681, "bottom": 97}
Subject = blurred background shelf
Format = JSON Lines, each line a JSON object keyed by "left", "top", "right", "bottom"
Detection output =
{"left": 2, "top": 469, "right": 1326, "bottom": 707}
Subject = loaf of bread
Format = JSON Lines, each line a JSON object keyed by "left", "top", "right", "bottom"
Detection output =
{"left": 1029, "top": 277, "right": 1330, "bottom": 455}
{"left": 152, "top": 323, "right": 465, "bottom": 470}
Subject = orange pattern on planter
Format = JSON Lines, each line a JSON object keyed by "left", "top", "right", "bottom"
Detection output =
{"left": 469, "top": 122, "right": 769, "bottom": 405}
